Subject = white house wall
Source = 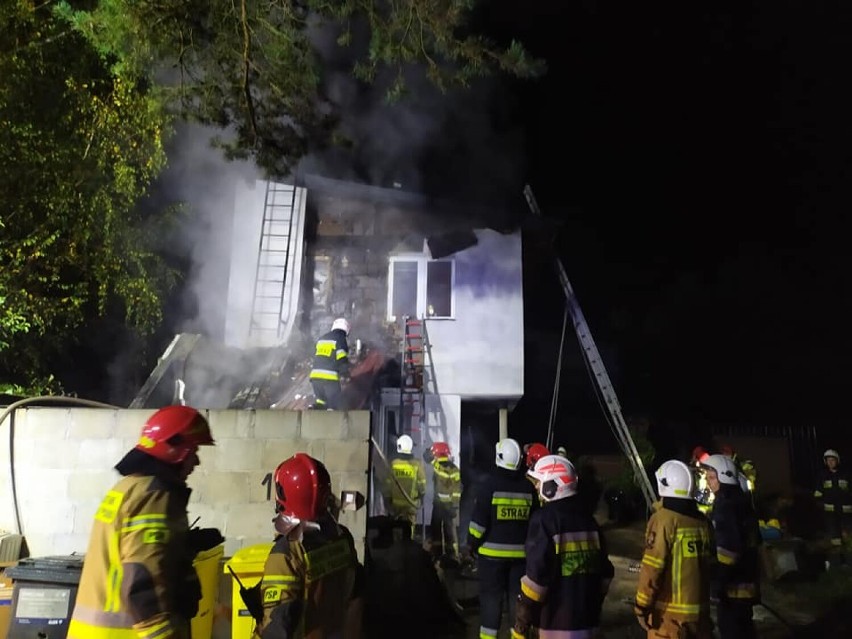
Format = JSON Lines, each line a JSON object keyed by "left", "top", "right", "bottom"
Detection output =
{"left": 224, "top": 181, "right": 266, "bottom": 347}
{"left": 426, "top": 229, "right": 524, "bottom": 399}
{"left": 223, "top": 181, "right": 306, "bottom": 349}
{"left": 0, "top": 408, "right": 370, "bottom": 561}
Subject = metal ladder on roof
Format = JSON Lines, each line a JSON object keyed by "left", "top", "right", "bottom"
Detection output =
{"left": 249, "top": 181, "right": 298, "bottom": 342}
{"left": 399, "top": 317, "right": 432, "bottom": 448}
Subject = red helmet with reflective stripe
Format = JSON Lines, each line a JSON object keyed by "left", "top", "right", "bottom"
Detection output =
{"left": 525, "top": 443, "right": 550, "bottom": 469}
{"left": 692, "top": 446, "right": 709, "bottom": 463}
{"left": 431, "top": 442, "right": 451, "bottom": 460}
{"left": 135, "top": 405, "right": 214, "bottom": 463}
{"left": 274, "top": 453, "right": 332, "bottom": 522}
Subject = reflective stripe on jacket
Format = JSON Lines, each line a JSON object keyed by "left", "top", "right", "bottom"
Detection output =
{"left": 432, "top": 458, "right": 462, "bottom": 509}
{"left": 383, "top": 455, "right": 426, "bottom": 511}
{"left": 256, "top": 522, "right": 361, "bottom": 638}
{"left": 814, "top": 467, "right": 852, "bottom": 513}
{"left": 309, "top": 329, "right": 350, "bottom": 381}
{"left": 521, "top": 496, "right": 614, "bottom": 632}
{"left": 468, "top": 467, "right": 538, "bottom": 560}
{"left": 635, "top": 502, "right": 713, "bottom": 621}
{"left": 69, "top": 475, "right": 193, "bottom": 639}
{"left": 710, "top": 485, "right": 761, "bottom": 604}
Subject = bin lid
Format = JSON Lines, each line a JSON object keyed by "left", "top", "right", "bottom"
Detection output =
{"left": 6, "top": 555, "right": 84, "bottom": 585}
{"left": 223, "top": 543, "right": 274, "bottom": 575}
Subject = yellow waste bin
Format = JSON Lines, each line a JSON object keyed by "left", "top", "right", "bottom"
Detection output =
{"left": 224, "top": 543, "right": 274, "bottom": 638}
{"left": 192, "top": 544, "right": 225, "bottom": 639}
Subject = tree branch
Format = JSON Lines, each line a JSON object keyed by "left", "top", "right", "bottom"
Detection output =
{"left": 241, "top": 0, "right": 258, "bottom": 144}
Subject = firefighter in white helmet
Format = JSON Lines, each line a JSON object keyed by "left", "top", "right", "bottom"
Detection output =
{"left": 468, "top": 438, "right": 538, "bottom": 639}
{"left": 513, "top": 455, "right": 614, "bottom": 638}
{"left": 634, "top": 460, "right": 713, "bottom": 638}
{"left": 382, "top": 434, "right": 426, "bottom": 538}
{"left": 309, "top": 318, "right": 351, "bottom": 410}
{"left": 701, "top": 454, "right": 761, "bottom": 638}
{"left": 814, "top": 448, "right": 852, "bottom": 557}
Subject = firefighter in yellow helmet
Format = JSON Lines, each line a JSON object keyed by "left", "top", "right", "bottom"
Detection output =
{"left": 634, "top": 460, "right": 713, "bottom": 638}
{"left": 69, "top": 406, "right": 222, "bottom": 639}
{"left": 253, "top": 453, "right": 364, "bottom": 638}
{"left": 383, "top": 434, "right": 426, "bottom": 537}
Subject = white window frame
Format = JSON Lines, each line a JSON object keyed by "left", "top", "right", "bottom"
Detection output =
{"left": 387, "top": 254, "right": 456, "bottom": 321}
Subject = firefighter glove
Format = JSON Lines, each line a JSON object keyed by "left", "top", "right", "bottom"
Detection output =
{"left": 175, "top": 566, "right": 203, "bottom": 619}
{"left": 187, "top": 527, "right": 225, "bottom": 554}
{"left": 514, "top": 591, "right": 539, "bottom": 638}
{"left": 634, "top": 603, "right": 652, "bottom": 631}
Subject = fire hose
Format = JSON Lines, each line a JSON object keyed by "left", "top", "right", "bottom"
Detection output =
{"left": 369, "top": 436, "right": 422, "bottom": 510}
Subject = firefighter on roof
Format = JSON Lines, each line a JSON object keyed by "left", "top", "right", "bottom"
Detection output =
{"left": 513, "top": 455, "right": 614, "bottom": 639}
{"left": 424, "top": 441, "right": 462, "bottom": 562}
{"left": 69, "top": 405, "right": 223, "bottom": 639}
{"left": 814, "top": 448, "right": 852, "bottom": 556}
{"left": 634, "top": 460, "right": 713, "bottom": 639}
{"left": 309, "top": 317, "right": 351, "bottom": 410}
{"left": 255, "top": 453, "right": 364, "bottom": 638}
{"left": 468, "top": 437, "right": 539, "bottom": 639}
{"left": 701, "top": 454, "right": 761, "bottom": 639}
{"left": 383, "top": 434, "right": 426, "bottom": 537}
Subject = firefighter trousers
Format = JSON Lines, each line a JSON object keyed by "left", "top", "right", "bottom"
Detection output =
{"left": 648, "top": 614, "right": 712, "bottom": 639}
{"left": 477, "top": 557, "right": 524, "bottom": 638}
{"left": 388, "top": 507, "right": 418, "bottom": 539}
{"left": 716, "top": 600, "right": 755, "bottom": 639}
{"left": 429, "top": 503, "right": 459, "bottom": 559}
{"left": 311, "top": 379, "right": 343, "bottom": 409}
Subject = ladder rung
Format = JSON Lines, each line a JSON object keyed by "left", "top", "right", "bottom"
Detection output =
{"left": 405, "top": 347, "right": 422, "bottom": 352}
{"left": 406, "top": 319, "right": 422, "bottom": 326}
{"left": 406, "top": 334, "right": 422, "bottom": 339}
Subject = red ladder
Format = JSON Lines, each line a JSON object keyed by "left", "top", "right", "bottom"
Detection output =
{"left": 399, "top": 317, "right": 427, "bottom": 444}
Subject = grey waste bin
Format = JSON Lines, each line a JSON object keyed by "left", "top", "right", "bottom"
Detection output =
{"left": 6, "top": 555, "right": 84, "bottom": 638}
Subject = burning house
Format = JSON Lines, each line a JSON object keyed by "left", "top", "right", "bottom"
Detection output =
{"left": 130, "top": 174, "right": 524, "bottom": 525}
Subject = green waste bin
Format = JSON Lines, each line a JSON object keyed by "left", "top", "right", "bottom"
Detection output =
{"left": 6, "top": 555, "right": 84, "bottom": 638}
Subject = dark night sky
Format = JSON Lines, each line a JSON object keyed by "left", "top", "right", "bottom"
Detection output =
{"left": 471, "top": 1, "right": 852, "bottom": 451}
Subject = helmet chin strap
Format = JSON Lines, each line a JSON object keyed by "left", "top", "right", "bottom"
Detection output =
{"left": 274, "top": 514, "right": 321, "bottom": 540}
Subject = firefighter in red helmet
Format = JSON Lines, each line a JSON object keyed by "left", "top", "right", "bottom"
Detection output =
{"left": 424, "top": 441, "right": 462, "bottom": 562}
{"left": 70, "top": 406, "right": 222, "bottom": 639}
{"left": 255, "top": 453, "right": 365, "bottom": 638}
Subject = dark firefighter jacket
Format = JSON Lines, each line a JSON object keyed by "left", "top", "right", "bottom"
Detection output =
{"left": 309, "top": 329, "right": 350, "bottom": 382}
{"left": 635, "top": 498, "right": 713, "bottom": 622}
{"left": 383, "top": 454, "right": 426, "bottom": 513}
{"left": 468, "top": 467, "right": 539, "bottom": 560}
{"left": 710, "top": 485, "right": 761, "bottom": 604}
{"left": 69, "top": 451, "right": 198, "bottom": 639}
{"left": 520, "top": 495, "right": 614, "bottom": 633}
{"left": 431, "top": 457, "right": 462, "bottom": 512}
{"left": 255, "top": 520, "right": 364, "bottom": 639}
{"left": 814, "top": 467, "right": 852, "bottom": 515}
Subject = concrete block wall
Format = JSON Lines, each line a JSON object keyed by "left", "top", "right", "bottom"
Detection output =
{"left": 0, "top": 408, "right": 370, "bottom": 560}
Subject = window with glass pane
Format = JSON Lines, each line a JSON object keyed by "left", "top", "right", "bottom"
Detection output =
{"left": 391, "top": 260, "right": 418, "bottom": 318}
{"left": 426, "top": 261, "right": 453, "bottom": 317}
